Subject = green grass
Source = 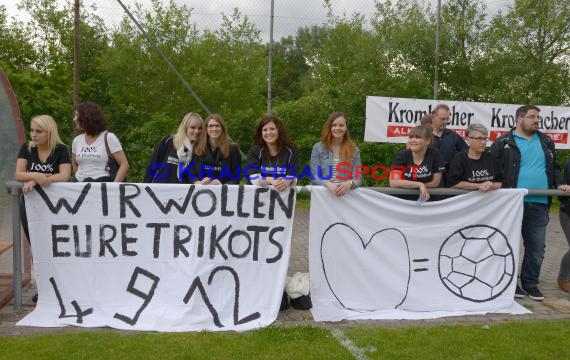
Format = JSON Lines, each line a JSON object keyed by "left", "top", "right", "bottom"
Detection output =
{"left": 344, "top": 319, "right": 570, "bottom": 359}
{"left": 0, "top": 326, "right": 349, "bottom": 360}
{"left": 2, "top": 320, "right": 570, "bottom": 359}
{"left": 295, "top": 191, "right": 311, "bottom": 209}
{"left": 295, "top": 195, "right": 310, "bottom": 208}
{"left": 550, "top": 197, "right": 561, "bottom": 212}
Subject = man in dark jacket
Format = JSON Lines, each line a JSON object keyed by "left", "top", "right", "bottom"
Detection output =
{"left": 431, "top": 104, "right": 468, "bottom": 184}
{"left": 490, "top": 105, "right": 570, "bottom": 301}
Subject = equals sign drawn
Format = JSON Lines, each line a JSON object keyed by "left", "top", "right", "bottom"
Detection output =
{"left": 413, "top": 258, "right": 429, "bottom": 272}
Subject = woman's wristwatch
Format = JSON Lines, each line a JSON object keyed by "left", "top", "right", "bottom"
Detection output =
{"left": 350, "top": 180, "right": 356, "bottom": 189}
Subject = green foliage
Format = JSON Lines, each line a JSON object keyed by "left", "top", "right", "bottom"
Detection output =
{"left": 358, "top": 142, "right": 405, "bottom": 186}
{"left": 0, "top": 326, "right": 350, "bottom": 359}
{"left": 370, "top": 0, "right": 436, "bottom": 99}
{"left": 1, "top": 320, "right": 570, "bottom": 359}
{"left": 2, "top": 0, "right": 570, "bottom": 181}
{"left": 483, "top": 0, "right": 570, "bottom": 104}
{"left": 439, "top": 0, "right": 490, "bottom": 101}
{"left": 127, "top": 112, "right": 182, "bottom": 182}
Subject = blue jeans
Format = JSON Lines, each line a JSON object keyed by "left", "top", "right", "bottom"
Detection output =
{"left": 520, "top": 202, "right": 549, "bottom": 289}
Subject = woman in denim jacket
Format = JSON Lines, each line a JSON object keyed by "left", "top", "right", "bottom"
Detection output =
{"left": 310, "top": 112, "right": 361, "bottom": 197}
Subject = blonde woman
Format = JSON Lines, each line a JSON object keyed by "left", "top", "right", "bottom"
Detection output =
{"left": 15, "top": 115, "right": 71, "bottom": 303}
{"left": 310, "top": 112, "right": 361, "bottom": 197}
{"left": 15, "top": 115, "right": 71, "bottom": 193}
{"left": 192, "top": 114, "right": 241, "bottom": 184}
{"left": 144, "top": 112, "right": 204, "bottom": 183}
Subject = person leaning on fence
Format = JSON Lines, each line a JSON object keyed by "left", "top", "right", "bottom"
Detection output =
{"left": 191, "top": 114, "right": 241, "bottom": 185}
{"left": 16, "top": 114, "right": 71, "bottom": 237}
{"left": 490, "top": 105, "right": 570, "bottom": 301}
{"left": 245, "top": 115, "right": 298, "bottom": 192}
{"left": 556, "top": 158, "right": 570, "bottom": 293}
{"left": 71, "top": 102, "right": 129, "bottom": 182}
{"left": 143, "top": 112, "right": 204, "bottom": 183}
{"left": 310, "top": 111, "right": 361, "bottom": 197}
{"left": 15, "top": 114, "right": 71, "bottom": 303}
{"left": 446, "top": 123, "right": 502, "bottom": 191}
{"left": 390, "top": 125, "right": 445, "bottom": 202}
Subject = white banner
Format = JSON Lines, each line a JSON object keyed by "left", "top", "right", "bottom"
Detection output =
{"left": 365, "top": 96, "right": 570, "bottom": 148}
{"left": 309, "top": 187, "right": 530, "bottom": 321}
{"left": 18, "top": 183, "right": 295, "bottom": 332}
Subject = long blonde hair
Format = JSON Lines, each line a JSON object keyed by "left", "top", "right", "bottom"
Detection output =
{"left": 28, "top": 115, "right": 65, "bottom": 154}
{"left": 173, "top": 112, "right": 204, "bottom": 150}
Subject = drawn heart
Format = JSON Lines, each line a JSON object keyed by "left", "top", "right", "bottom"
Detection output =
{"left": 320, "top": 223, "right": 410, "bottom": 311}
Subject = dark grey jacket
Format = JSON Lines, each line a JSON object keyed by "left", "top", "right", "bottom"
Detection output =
{"left": 489, "top": 129, "right": 563, "bottom": 190}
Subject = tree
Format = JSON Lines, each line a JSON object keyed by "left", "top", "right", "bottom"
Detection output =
{"left": 0, "top": 6, "right": 37, "bottom": 71}
{"left": 438, "top": 0, "right": 490, "bottom": 101}
{"left": 3, "top": 0, "right": 76, "bottom": 142}
{"left": 4, "top": 0, "right": 568, "bottom": 182}
{"left": 370, "top": 0, "right": 436, "bottom": 100}
{"left": 484, "top": 0, "right": 570, "bottom": 105}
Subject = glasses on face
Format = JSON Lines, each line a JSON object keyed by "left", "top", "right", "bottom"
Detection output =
{"left": 207, "top": 124, "right": 221, "bottom": 129}
{"left": 469, "top": 136, "right": 489, "bottom": 142}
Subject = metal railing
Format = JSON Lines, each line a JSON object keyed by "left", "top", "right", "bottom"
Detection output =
{"left": 5, "top": 181, "right": 24, "bottom": 310}
{"left": 6, "top": 181, "right": 570, "bottom": 309}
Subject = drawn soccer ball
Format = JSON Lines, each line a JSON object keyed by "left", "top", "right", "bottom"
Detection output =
{"left": 438, "top": 225, "right": 515, "bottom": 302}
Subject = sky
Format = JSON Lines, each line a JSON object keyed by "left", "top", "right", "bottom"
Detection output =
{"left": 4, "top": 0, "right": 515, "bottom": 40}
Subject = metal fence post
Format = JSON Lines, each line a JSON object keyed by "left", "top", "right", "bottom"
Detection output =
{"left": 6, "top": 181, "right": 23, "bottom": 310}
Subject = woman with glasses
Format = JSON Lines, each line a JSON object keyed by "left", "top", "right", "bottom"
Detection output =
{"left": 192, "top": 114, "right": 241, "bottom": 184}
{"left": 390, "top": 125, "right": 444, "bottom": 201}
{"left": 447, "top": 123, "right": 502, "bottom": 191}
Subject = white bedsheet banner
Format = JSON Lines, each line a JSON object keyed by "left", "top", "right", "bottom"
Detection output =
{"left": 309, "top": 188, "right": 530, "bottom": 321}
{"left": 365, "top": 96, "right": 570, "bottom": 148}
{"left": 18, "top": 183, "right": 295, "bottom": 332}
